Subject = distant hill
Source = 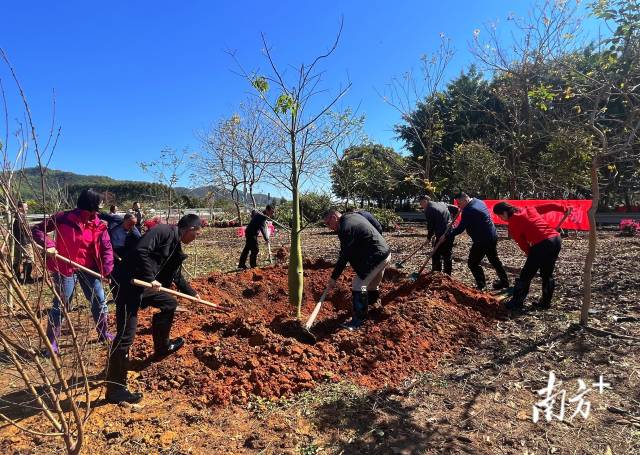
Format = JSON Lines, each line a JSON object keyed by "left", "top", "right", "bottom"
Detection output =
{"left": 14, "top": 167, "right": 275, "bottom": 207}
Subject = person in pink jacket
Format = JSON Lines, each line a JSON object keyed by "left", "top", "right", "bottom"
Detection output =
{"left": 33, "top": 189, "right": 115, "bottom": 354}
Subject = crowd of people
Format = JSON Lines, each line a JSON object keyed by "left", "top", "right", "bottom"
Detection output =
{"left": 15, "top": 188, "right": 570, "bottom": 405}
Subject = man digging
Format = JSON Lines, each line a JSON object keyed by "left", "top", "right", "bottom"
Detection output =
{"left": 238, "top": 204, "right": 274, "bottom": 269}
{"left": 493, "top": 201, "right": 570, "bottom": 311}
{"left": 419, "top": 195, "right": 459, "bottom": 276}
{"left": 323, "top": 209, "right": 391, "bottom": 331}
{"left": 445, "top": 192, "right": 509, "bottom": 291}
{"left": 106, "top": 214, "right": 202, "bottom": 404}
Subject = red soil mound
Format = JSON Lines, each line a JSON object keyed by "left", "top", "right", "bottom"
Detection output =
{"left": 130, "top": 258, "right": 503, "bottom": 406}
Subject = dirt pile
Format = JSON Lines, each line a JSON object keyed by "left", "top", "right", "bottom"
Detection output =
{"left": 130, "top": 258, "right": 503, "bottom": 406}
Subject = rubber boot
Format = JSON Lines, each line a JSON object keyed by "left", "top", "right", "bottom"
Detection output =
{"left": 533, "top": 278, "right": 555, "bottom": 310}
{"left": 96, "top": 313, "right": 115, "bottom": 343}
{"left": 45, "top": 322, "right": 61, "bottom": 356}
{"left": 505, "top": 279, "right": 528, "bottom": 311}
{"left": 23, "top": 263, "right": 34, "bottom": 284}
{"left": 368, "top": 290, "right": 380, "bottom": 306}
{"left": 13, "top": 263, "right": 24, "bottom": 284}
{"left": 152, "top": 311, "right": 184, "bottom": 359}
{"left": 106, "top": 350, "right": 143, "bottom": 404}
{"left": 341, "top": 291, "right": 369, "bottom": 331}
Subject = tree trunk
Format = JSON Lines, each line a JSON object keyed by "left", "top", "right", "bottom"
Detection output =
{"left": 231, "top": 186, "right": 242, "bottom": 225}
{"left": 249, "top": 184, "right": 256, "bottom": 209}
{"left": 288, "top": 134, "right": 304, "bottom": 318}
{"left": 580, "top": 155, "right": 599, "bottom": 326}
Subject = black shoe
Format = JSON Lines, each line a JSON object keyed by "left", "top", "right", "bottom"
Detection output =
{"left": 504, "top": 279, "right": 527, "bottom": 311}
{"left": 492, "top": 279, "right": 509, "bottom": 290}
{"left": 531, "top": 301, "right": 551, "bottom": 311}
{"left": 106, "top": 387, "right": 143, "bottom": 404}
{"left": 504, "top": 297, "right": 525, "bottom": 311}
{"left": 238, "top": 264, "right": 248, "bottom": 270}
{"left": 154, "top": 337, "right": 185, "bottom": 359}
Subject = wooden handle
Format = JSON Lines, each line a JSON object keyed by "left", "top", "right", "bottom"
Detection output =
{"left": 35, "top": 243, "right": 105, "bottom": 280}
{"left": 399, "top": 238, "right": 430, "bottom": 266}
{"left": 304, "top": 286, "right": 330, "bottom": 329}
{"left": 555, "top": 209, "right": 571, "bottom": 230}
{"left": 413, "top": 211, "right": 459, "bottom": 278}
{"left": 131, "top": 278, "right": 229, "bottom": 313}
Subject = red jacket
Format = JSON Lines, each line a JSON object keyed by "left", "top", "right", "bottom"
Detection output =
{"left": 508, "top": 203, "right": 565, "bottom": 255}
{"left": 32, "top": 209, "right": 114, "bottom": 277}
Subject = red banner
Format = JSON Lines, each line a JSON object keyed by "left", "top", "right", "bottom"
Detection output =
{"left": 481, "top": 200, "right": 592, "bottom": 231}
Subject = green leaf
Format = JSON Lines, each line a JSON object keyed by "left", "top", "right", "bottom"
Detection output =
{"left": 251, "top": 76, "right": 269, "bottom": 93}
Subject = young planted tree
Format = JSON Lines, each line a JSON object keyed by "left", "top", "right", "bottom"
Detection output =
{"left": 568, "top": 0, "right": 640, "bottom": 326}
{"left": 235, "top": 23, "right": 352, "bottom": 316}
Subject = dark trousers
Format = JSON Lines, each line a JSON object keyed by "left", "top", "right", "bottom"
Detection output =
{"left": 518, "top": 236, "right": 561, "bottom": 297}
{"left": 238, "top": 235, "right": 259, "bottom": 268}
{"left": 110, "top": 285, "right": 178, "bottom": 357}
{"left": 468, "top": 239, "right": 509, "bottom": 288}
{"left": 432, "top": 235, "right": 454, "bottom": 275}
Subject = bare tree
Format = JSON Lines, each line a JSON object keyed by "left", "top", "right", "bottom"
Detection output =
{"left": 0, "top": 48, "right": 92, "bottom": 455}
{"left": 139, "top": 147, "right": 192, "bottom": 222}
{"left": 383, "top": 33, "right": 454, "bottom": 191}
{"left": 470, "top": 0, "right": 583, "bottom": 197}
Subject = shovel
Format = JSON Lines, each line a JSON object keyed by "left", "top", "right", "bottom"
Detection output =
{"left": 267, "top": 242, "right": 273, "bottom": 264}
{"left": 409, "top": 211, "right": 460, "bottom": 281}
{"left": 289, "top": 285, "right": 331, "bottom": 345}
{"left": 409, "top": 235, "right": 448, "bottom": 281}
{"left": 395, "top": 239, "right": 429, "bottom": 269}
{"left": 131, "top": 279, "right": 231, "bottom": 313}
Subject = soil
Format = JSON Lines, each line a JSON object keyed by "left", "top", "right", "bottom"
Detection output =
{"left": 1, "top": 225, "right": 639, "bottom": 454}
{"left": 130, "top": 258, "right": 502, "bottom": 406}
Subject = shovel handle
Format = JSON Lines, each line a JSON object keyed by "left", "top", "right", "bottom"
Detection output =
{"left": 412, "top": 210, "right": 460, "bottom": 279}
{"left": 555, "top": 208, "right": 572, "bottom": 231}
{"left": 35, "top": 243, "right": 106, "bottom": 280}
{"left": 131, "top": 278, "right": 230, "bottom": 313}
{"left": 397, "top": 238, "right": 430, "bottom": 267}
{"left": 304, "top": 286, "right": 330, "bottom": 330}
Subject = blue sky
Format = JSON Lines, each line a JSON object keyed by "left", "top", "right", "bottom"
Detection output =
{"left": 1, "top": 0, "right": 596, "bottom": 195}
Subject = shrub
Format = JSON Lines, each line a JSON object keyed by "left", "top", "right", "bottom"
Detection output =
{"left": 619, "top": 219, "right": 639, "bottom": 236}
{"left": 368, "top": 208, "right": 402, "bottom": 232}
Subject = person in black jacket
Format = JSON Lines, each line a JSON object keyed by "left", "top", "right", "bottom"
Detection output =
{"left": 446, "top": 192, "right": 509, "bottom": 290}
{"left": 419, "top": 196, "right": 459, "bottom": 275}
{"left": 345, "top": 208, "right": 384, "bottom": 234}
{"left": 12, "top": 201, "right": 33, "bottom": 284}
{"left": 105, "top": 214, "right": 202, "bottom": 404}
{"left": 324, "top": 209, "right": 391, "bottom": 330}
{"left": 238, "top": 205, "right": 274, "bottom": 269}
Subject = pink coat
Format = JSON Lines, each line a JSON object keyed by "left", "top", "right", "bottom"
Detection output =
{"left": 32, "top": 209, "right": 114, "bottom": 277}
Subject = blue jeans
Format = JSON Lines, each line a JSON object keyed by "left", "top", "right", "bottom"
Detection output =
{"left": 48, "top": 272, "right": 108, "bottom": 327}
